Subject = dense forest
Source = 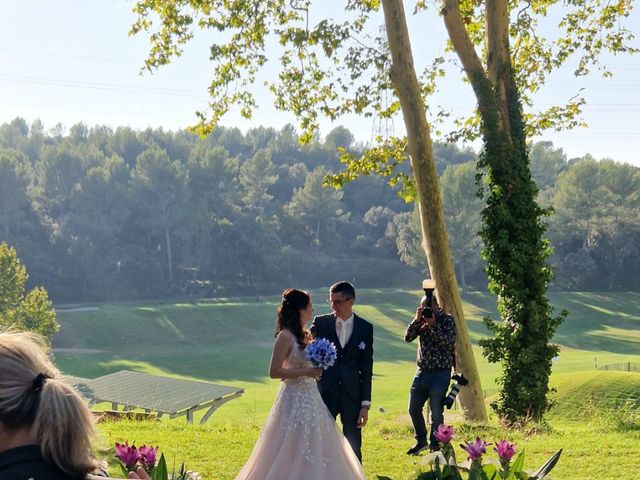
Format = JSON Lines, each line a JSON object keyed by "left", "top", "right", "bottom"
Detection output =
{"left": 0, "top": 117, "right": 638, "bottom": 302}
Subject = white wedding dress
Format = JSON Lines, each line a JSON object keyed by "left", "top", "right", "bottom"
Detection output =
{"left": 235, "top": 330, "right": 366, "bottom": 480}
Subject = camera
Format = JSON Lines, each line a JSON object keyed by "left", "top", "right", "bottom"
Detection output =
{"left": 421, "top": 279, "right": 435, "bottom": 320}
{"left": 443, "top": 373, "right": 469, "bottom": 409}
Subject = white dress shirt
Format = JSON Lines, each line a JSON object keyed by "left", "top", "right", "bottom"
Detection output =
{"left": 335, "top": 314, "right": 354, "bottom": 348}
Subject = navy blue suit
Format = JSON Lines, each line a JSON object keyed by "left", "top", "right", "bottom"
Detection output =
{"left": 310, "top": 313, "right": 373, "bottom": 461}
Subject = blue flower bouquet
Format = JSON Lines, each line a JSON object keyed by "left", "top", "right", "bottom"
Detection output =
{"left": 305, "top": 338, "right": 337, "bottom": 370}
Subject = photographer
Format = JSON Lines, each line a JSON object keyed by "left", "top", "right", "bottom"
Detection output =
{"left": 404, "top": 280, "right": 456, "bottom": 455}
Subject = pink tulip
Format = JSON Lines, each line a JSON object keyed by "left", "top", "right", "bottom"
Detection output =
{"left": 461, "top": 437, "right": 489, "bottom": 460}
{"left": 115, "top": 441, "right": 140, "bottom": 468}
{"left": 495, "top": 440, "right": 517, "bottom": 461}
{"left": 138, "top": 445, "right": 158, "bottom": 467}
{"left": 434, "top": 424, "right": 454, "bottom": 444}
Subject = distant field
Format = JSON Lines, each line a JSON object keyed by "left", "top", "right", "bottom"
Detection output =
{"left": 53, "top": 290, "right": 640, "bottom": 420}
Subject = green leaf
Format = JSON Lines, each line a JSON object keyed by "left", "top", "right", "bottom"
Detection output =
{"left": 529, "top": 449, "right": 562, "bottom": 480}
{"left": 511, "top": 450, "right": 525, "bottom": 474}
{"left": 153, "top": 453, "right": 168, "bottom": 480}
{"left": 482, "top": 463, "right": 498, "bottom": 480}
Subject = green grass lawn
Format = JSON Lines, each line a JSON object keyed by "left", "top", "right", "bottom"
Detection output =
{"left": 95, "top": 371, "right": 640, "bottom": 479}
{"left": 52, "top": 289, "right": 640, "bottom": 478}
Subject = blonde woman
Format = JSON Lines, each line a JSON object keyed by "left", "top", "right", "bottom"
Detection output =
{"left": 0, "top": 331, "right": 101, "bottom": 480}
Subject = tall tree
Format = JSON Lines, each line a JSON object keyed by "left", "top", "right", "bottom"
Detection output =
{"left": 529, "top": 142, "right": 567, "bottom": 192}
{"left": 550, "top": 158, "right": 640, "bottom": 290}
{"left": 387, "top": 208, "right": 426, "bottom": 269}
{"left": 285, "top": 166, "right": 349, "bottom": 248}
{"left": 434, "top": 0, "right": 634, "bottom": 421}
{"left": 66, "top": 155, "right": 131, "bottom": 293}
{"left": 239, "top": 148, "right": 279, "bottom": 215}
{"left": 0, "top": 150, "right": 33, "bottom": 244}
{"left": 129, "top": 0, "right": 488, "bottom": 420}
{"left": 441, "top": 0, "right": 569, "bottom": 422}
{"left": 130, "top": 145, "right": 188, "bottom": 285}
{"left": 440, "top": 162, "right": 483, "bottom": 292}
{"left": 183, "top": 143, "right": 241, "bottom": 280}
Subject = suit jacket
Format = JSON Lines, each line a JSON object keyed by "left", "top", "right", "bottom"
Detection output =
{"left": 310, "top": 313, "right": 373, "bottom": 405}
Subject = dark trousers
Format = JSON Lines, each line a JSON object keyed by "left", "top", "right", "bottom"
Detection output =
{"left": 322, "top": 390, "right": 363, "bottom": 462}
{"left": 408, "top": 368, "right": 451, "bottom": 447}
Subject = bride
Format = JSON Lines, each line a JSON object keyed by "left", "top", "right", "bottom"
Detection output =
{"left": 235, "top": 288, "right": 366, "bottom": 480}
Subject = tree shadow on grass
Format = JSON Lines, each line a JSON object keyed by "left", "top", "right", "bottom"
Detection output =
{"left": 552, "top": 292, "right": 640, "bottom": 354}
{"left": 53, "top": 291, "right": 640, "bottom": 383}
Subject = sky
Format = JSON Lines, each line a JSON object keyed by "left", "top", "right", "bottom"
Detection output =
{"left": 1, "top": 0, "right": 638, "bottom": 166}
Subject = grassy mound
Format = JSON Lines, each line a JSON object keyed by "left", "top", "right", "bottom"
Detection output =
{"left": 547, "top": 370, "right": 640, "bottom": 420}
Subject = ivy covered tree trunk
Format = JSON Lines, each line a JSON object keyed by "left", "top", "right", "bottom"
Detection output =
{"left": 443, "top": 0, "right": 566, "bottom": 422}
{"left": 382, "top": 0, "right": 487, "bottom": 422}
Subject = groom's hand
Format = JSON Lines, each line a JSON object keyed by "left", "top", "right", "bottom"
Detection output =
{"left": 357, "top": 406, "right": 369, "bottom": 428}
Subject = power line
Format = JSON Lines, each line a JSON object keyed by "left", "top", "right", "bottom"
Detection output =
{"left": 0, "top": 73, "right": 202, "bottom": 97}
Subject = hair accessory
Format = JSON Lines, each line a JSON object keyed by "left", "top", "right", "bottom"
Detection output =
{"left": 32, "top": 372, "right": 51, "bottom": 391}
{"left": 281, "top": 297, "right": 290, "bottom": 306}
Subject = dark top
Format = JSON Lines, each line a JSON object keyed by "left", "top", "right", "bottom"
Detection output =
{"left": 0, "top": 445, "right": 82, "bottom": 480}
{"left": 310, "top": 313, "right": 374, "bottom": 404}
{"left": 404, "top": 309, "right": 456, "bottom": 370}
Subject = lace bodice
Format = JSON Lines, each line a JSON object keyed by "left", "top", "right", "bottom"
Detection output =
{"left": 280, "top": 331, "right": 314, "bottom": 386}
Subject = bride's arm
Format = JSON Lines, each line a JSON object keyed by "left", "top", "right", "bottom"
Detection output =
{"left": 268, "top": 332, "right": 321, "bottom": 380}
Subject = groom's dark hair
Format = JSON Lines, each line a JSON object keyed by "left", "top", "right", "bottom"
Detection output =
{"left": 330, "top": 281, "right": 355, "bottom": 299}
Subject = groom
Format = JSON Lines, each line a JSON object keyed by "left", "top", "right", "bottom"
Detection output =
{"left": 311, "top": 281, "right": 374, "bottom": 462}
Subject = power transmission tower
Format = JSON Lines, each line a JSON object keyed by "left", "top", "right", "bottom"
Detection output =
{"left": 370, "top": 88, "right": 396, "bottom": 144}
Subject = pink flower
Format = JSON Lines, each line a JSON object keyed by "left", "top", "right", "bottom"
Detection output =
{"left": 461, "top": 437, "right": 489, "bottom": 460}
{"left": 115, "top": 441, "right": 140, "bottom": 468}
{"left": 495, "top": 440, "right": 517, "bottom": 461}
{"left": 138, "top": 445, "right": 158, "bottom": 467}
{"left": 434, "top": 424, "right": 454, "bottom": 444}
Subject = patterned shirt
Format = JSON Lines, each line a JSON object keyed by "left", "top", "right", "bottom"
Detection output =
{"left": 404, "top": 309, "right": 456, "bottom": 370}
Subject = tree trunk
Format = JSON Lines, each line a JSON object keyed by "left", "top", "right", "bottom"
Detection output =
{"left": 381, "top": 0, "right": 487, "bottom": 422}
{"left": 485, "top": 0, "right": 512, "bottom": 133}
{"left": 459, "top": 259, "right": 467, "bottom": 294}
{"left": 164, "top": 224, "right": 173, "bottom": 284}
{"left": 443, "top": 0, "right": 565, "bottom": 421}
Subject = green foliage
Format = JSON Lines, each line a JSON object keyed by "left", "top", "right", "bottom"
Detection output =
{"left": 1, "top": 119, "right": 431, "bottom": 301}
{"left": 0, "top": 242, "right": 58, "bottom": 339}
{"left": 473, "top": 69, "right": 566, "bottom": 422}
{"left": 285, "top": 165, "right": 349, "bottom": 247}
{"left": 1, "top": 117, "right": 639, "bottom": 302}
{"left": 0, "top": 149, "right": 34, "bottom": 241}
{"left": 549, "top": 158, "right": 640, "bottom": 290}
{"left": 440, "top": 162, "right": 484, "bottom": 291}
{"left": 130, "top": 0, "right": 636, "bottom": 146}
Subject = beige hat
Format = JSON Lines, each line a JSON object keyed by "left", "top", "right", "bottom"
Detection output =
{"left": 422, "top": 279, "right": 436, "bottom": 290}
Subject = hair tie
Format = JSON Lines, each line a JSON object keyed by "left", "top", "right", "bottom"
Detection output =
{"left": 32, "top": 373, "right": 51, "bottom": 392}
{"left": 281, "top": 297, "right": 289, "bottom": 306}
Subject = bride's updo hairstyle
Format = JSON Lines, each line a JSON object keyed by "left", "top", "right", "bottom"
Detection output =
{"left": 0, "top": 331, "right": 100, "bottom": 477}
{"left": 276, "top": 288, "right": 312, "bottom": 348}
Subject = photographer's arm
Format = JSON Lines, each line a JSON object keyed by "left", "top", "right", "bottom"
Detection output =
{"left": 404, "top": 308, "right": 424, "bottom": 342}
